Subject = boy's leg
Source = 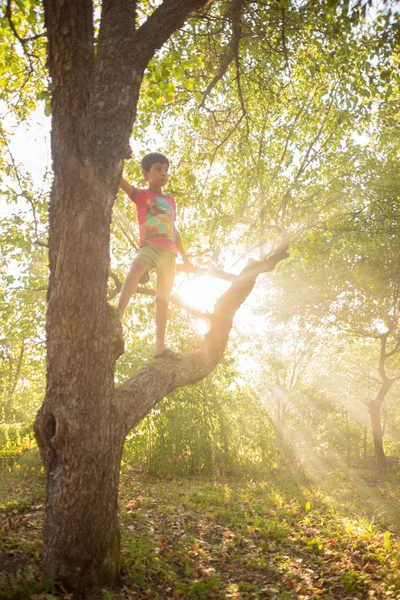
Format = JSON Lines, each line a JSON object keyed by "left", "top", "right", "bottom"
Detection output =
{"left": 118, "top": 260, "right": 148, "bottom": 318}
{"left": 154, "top": 298, "right": 170, "bottom": 357}
{"left": 154, "top": 253, "right": 177, "bottom": 357}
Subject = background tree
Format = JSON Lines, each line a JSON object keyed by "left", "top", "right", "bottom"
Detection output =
{"left": 0, "top": 151, "right": 48, "bottom": 464}
{"left": 275, "top": 158, "right": 400, "bottom": 473}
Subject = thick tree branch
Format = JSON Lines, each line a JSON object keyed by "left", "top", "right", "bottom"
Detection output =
{"left": 93, "top": 0, "right": 138, "bottom": 162}
{"left": 135, "top": 0, "right": 213, "bottom": 71}
{"left": 44, "top": 0, "right": 94, "bottom": 102}
{"left": 138, "top": 288, "right": 212, "bottom": 324}
{"left": 92, "top": 0, "right": 212, "bottom": 166}
{"left": 44, "top": 0, "right": 94, "bottom": 157}
{"left": 199, "top": 0, "right": 245, "bottom": 108}
{"left": 114, "top": 238, "right": 290, "bottom": 433}
{"left": 108, "top": 264, "right": 239, "bottom": 298}
{"left": 176, "top": 263, "right": 238, "bottom": 282}
{"left": 107, "top": 270, "right": 211, "bottom": 322}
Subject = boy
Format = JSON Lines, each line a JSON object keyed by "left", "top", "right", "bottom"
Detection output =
{"left": 118, "top": 148, "right": 190, "bottom": 360}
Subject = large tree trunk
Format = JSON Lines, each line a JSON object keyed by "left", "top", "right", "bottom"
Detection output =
{"left": 35, "top": 405, "right": 125, "bottom": 589}
{"left": 33, "top": 0, "right": 250, "bottom": 591}
{"left": 34, "top": 159, "right": 128, "bottom": 590}
{"left": 33, "top": 0, "right": 212, "bottom": 592}
{"left": 33, "top": 0, "right": 288, "bottom": 593}
{"left": 34, "top": 200, "right": 288, "bottom": 594}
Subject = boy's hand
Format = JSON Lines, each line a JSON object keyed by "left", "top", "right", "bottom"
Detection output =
{"left": 181, "top": 256, "right": 195, "bottom": 272}
{"left": 175, "top": 231, "right": 194, "bottom": 270}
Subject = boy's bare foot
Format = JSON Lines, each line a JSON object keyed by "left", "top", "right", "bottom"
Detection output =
{"left": 154, "top": 348, "right": 183, "bottom": 360}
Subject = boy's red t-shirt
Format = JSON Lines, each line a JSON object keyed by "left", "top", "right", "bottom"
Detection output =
{"left": 130, "top": 188, "right": 178, "bottom": 255}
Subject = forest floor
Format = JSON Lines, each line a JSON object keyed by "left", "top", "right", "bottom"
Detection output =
{"left": 0, "top": 455, "right": 399, "bottom": 600}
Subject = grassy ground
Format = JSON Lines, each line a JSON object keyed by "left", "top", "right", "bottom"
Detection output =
{"left": 0, "top": 456, "right": 399, "bottom": 600}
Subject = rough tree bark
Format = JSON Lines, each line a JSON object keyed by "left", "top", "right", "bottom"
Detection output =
{"left": 33, "top": 0, "right": 215, "bottom": 593}
{"left": 30, "top": 0, "right": 287, "bottom": 595}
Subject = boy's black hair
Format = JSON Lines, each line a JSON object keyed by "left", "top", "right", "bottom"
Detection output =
{"left": 141, "top": 152, "right": 169, "bottom": 172}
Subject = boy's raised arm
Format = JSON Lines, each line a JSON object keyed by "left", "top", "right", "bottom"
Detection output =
{"left": 120, "top": 177, "right": 133, "bottom": 197}
{"left": 120, "top": 145, "right": 134, "bottom": 197}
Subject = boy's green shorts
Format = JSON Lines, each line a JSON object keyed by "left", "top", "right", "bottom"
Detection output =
{"left": 133, "top": 242, "right": 176, "bottom": 302}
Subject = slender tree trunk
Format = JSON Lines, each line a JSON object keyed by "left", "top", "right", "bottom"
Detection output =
{"left": 365, "top": 330, "right": 399, "bottom": 475}
{"left": 367, "top": 379, "right": 393, "bottom": 475}
{"left": 276, "top": 395, "right": 289, "bottom": 466}
{"left": 345, "top": 409, "right": 350, "bottom": 463}
{"left": 368, "top": 401, "right": 387, "bottom": 474}
{"left": 363, "top": 423, "right": 368, "bottom": 462}
{"left": 217, "top": 408, "right": 231, "bottom": 472}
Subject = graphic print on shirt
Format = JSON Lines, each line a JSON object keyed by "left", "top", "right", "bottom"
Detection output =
{"left": 145, "top": 196, "right": 175, "bottom": 241}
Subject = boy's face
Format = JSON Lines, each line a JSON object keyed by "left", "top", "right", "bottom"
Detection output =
{"left": 143, "top": 162, "right": 169, "bottom": 189}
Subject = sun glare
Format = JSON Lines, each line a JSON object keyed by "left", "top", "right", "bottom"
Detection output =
{"left": 176, "top": 274, "right": 229, "bottom": 313}
{"left": 175, "top": 274, "right": 230, "bottom": 334}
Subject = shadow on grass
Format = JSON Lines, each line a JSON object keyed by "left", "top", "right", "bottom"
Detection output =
{"left": 0, "top": 457, "right": 399, "bottom": 599}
